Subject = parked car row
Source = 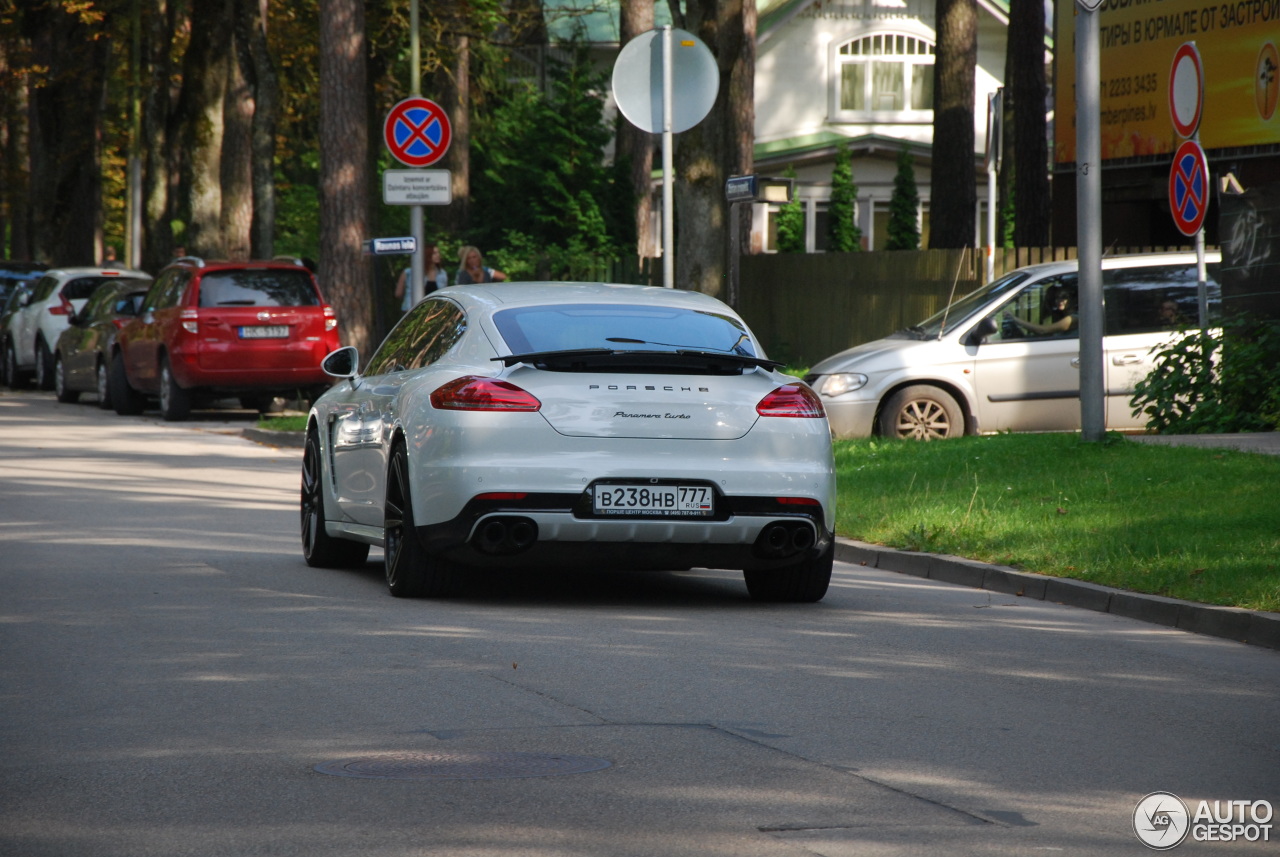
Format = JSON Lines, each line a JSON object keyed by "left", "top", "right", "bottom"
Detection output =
{"left": 2, "top": 256, "right": 343, "bottom": 420}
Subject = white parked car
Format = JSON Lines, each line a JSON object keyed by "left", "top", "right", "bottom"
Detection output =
{"left": 4, "top": 266, "right": 151, "bottom": 390}
{"left": 301, "top": 282, "right": 837, "bottom": 602}
{"left": 805, "top": 252, "right": 1221, "bottom": 439}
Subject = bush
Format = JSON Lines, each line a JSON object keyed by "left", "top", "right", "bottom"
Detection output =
{"left": 1131, "top": 317, "right": 1280, "bottom": 433}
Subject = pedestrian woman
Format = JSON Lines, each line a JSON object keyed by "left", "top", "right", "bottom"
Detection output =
{"left": 394, "top": 243, "right": 449, "bottom": 311}
{"left": 455, "top": 246, "right": 506, "bottom": 285}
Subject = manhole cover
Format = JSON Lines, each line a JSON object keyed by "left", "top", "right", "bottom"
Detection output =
{"left": 314, "top": 751, "right": 612, "bottom": 781}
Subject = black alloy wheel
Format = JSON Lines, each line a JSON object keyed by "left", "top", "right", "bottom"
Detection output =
{"left": 301, "top": 428, "right": 370, "bottom": 569}
{"left": 158, "top": 357, "right": 191, "bottom": 421}
{"left": 384, "top": 440, "right": 456, "bottom": 598}
{"left": 743, "top": 541, "right": 834, "bottom": 603}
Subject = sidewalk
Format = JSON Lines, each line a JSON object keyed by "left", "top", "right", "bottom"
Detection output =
{"left": 1125, "top": 431, "right": 1280, "bottom": 455}
{"left": 835, "top": 538, "right": 1280, "bottom": 652}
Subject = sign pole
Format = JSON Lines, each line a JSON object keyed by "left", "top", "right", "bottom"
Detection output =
{"left": 408, "top": 0, "right": 425, "bottom": 307}
{"left": 661, "top": 25, "right": 674, "bottom": 289}
{"left": 1075, "top": 1, "right": 1105, "bottom": 442}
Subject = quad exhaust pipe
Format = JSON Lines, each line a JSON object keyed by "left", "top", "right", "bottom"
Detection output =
{"left": 473, "top": 516, "right": 538, "bottom": 555}
{"left": 755, "top": 521, "right": 816, "bottom": 559}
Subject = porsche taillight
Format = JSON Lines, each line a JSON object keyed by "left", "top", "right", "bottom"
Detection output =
{"left": 756, "top": 384, "right": 825, "bottom": 418}
{"left": 431, "top": 376, "right": 541, "bottom": 412}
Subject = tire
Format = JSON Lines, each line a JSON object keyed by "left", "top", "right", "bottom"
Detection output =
{"left": 110, "top": 352, "right": 146, "bottom": 416}
{"left": 53, "top": 355, "right": 79, "bottom": 403}
{"left": 6, "top": 340, "right": 31, "bottom": 389}
{"left": 95, "top": 359, "right": 113, "bottom": 409}
{"left": 35, "top": 339, "right": 55, "bottom": 391}
{"left": 877, "top": 385, "right": 964, "bottom": 440}
{"left": 384, "top": 440, "right": 456, "bottom": 598}
{"left": 301, "top": 428, "right": 370, "bottom": 569}
{"left": 158, "top": 357, "right": 191, "bottom": 421}
{"left": 743, "top": 541, "right": 834, "bottom": 603}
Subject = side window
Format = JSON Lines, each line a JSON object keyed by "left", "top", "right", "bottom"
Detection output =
{"left": 365, "top": 299, "right": 467, "bottom": 376}
{"left": 983, "top": 275, "right": 1079, "bottom": 342}
{"left": 1103, "top": 264, "right": 1221, "bottom": 335}
{"left": 146, "top": 270, "right": 189, "bottom": 311}
{"left": 32, "top": 275, "right": 58, "bottom": 302}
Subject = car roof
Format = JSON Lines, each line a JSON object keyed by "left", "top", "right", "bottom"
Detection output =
{"left": 165, "top": 257, "right": 314, "bottom": 273}
{"left": 40, "top": 267, "right": 152, "bottom": 281}
{"left": 1006, "top": 250, "right": 1222, "bottom": 279}
{"left": 440, "top": 282, "right": 736, "bottom": 315}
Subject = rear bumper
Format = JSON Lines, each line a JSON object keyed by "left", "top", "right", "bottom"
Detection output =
{"left": 417, "top": 492, "right": 834, "bottom": 572}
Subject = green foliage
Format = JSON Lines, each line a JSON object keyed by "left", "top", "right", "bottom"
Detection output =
{"left": 826, "top": 143, "right": 861, "bottom": 252}
{"left": 885, "top": 148, "right": 920, "bottom": 250}
{"left": 273, "top": 178, "right": 319, "bottom": 261}
{"left": 467, "top": 38, "right": 634, "bottom": 279}
{"left": 1130, "top": 318, "right": 1280, "bottom": 434}
{"left": 774, "top": 165, "right": 805, "bottom": 254}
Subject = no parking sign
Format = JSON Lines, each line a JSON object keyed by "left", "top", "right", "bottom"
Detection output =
{"left": 383, "top": 97, "right": 451, "bottom": 168}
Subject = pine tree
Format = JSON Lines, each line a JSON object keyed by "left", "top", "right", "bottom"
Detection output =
{"left": 827, "top": 143, "right": 861, "bottom": 251}
{"left": 886, "top": 148, "right": 921, "bottom": 250}
{"left": 775, "top": 165, "right": 805, "bottom": 253}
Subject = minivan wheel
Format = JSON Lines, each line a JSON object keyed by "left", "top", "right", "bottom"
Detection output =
{"left": 159, "top": 358, "right": 192, "bottom": 421}
{"left": 54, "top": 356, "right": 79, "bottom": 403}
{"left": 95, "top": 360, "right": 112, "bottom": 409}
{"left": 878, "top": 385, "right": 964, "bottom": 440}
{"left": 35, "top": 339, "right": 55, "bottom": 390}
{"left": 110, "top": 352, "right": 146, "bottom": 416}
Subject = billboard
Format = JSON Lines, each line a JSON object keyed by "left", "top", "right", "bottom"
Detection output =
{"left": 1055, "top": 0, "right": 1280, "bottom": 163}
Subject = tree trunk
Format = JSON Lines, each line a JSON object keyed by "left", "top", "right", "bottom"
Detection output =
{"left": 674, "top": 0, "right": 755, "bottom": 297}
{"left": 1007, "top": 0, "right": 1050, "bottom": 246}
{"left": 221, "top": 19, "right": 254, "bottom": 262}
{"left": 318, "top": 0, "right": 373, "bottom": 356}
{"left": 241, "top": 0, "right": 279, "bottom": 259}
{"left": 142, "top": 0, "right": 176, "bottom": 272}
{"left": 929, "top": 0, "right": 977, "bottom": 249}
{"left": 617, "top": 0, "right": 655, "bottom": 259}
{"left": 432, "top": 30, "right": 470, "bottom": 237}
{"left": 175, "top": 0, "right": 234, "bottom": 258}
{"left": 1, "top": 48, "right": 34, "bottom": 260}
{"left": 24, "top": 5, "right": 108, "bottom": 265}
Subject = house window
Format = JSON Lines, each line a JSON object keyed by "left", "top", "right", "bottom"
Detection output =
{"left": 835, "top": 33, "right": 934, "bottom": 118}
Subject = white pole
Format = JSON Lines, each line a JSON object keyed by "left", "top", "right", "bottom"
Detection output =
{"left": 662, "top": 25, "right": 674, "bottom": 289}
{"left": 986, "top": 163, "right": 996, "bottom": 283}
{"left": 409, "top": 0, "right": 424, "bottom": 305}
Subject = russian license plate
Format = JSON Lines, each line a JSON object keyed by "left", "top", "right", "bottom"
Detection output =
{"left": 592, "top": 483, "right": 714, "bottom": 517}
{"left": 239, "top": 325, "right": 289, "bottom": 339}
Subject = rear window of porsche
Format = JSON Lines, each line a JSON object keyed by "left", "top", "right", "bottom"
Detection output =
{"left": 493, "top": 304, "right": 759, "bottom": 357}
{"left": 196, "top": 269, "right": 320, "bottom": 308}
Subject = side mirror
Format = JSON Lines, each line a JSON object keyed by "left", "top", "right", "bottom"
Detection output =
{"left": 966, "top": 316, "right": 998, "bottom": 346}
{"left": 322, "top": 345, "right": 359, "bottom": 379}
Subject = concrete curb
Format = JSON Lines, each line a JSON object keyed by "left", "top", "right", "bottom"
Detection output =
{"left": 836, "top": 538, "right": 1280, "bottom": 651}
{"left": 241, "top": 427, "right": 305, "bottom": 448}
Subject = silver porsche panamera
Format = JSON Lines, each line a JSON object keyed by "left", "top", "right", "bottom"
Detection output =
{"left": 301, "top": 282, "right": 837, "bottom": 602}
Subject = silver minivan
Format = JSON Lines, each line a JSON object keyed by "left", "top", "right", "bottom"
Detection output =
{"left": 805, "top": 252, "right": 1221, "bottom": 439}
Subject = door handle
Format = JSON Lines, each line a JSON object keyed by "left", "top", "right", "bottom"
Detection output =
{"left": 1112, "top": 354, "right": 1143, "bottom": 366}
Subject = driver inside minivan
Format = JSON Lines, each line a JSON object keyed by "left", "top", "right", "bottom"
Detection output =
{"left": 1005, "top": 286, "right": 1077, "bottom": 336}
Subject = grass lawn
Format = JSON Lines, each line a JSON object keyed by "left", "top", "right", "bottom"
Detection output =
{"left": 834, "top": 433, "right": 1280, "bottom": 613}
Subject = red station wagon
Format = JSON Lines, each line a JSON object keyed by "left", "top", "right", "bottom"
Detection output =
{"left": 110, "top": 257, "right": 342, "bottom": 420}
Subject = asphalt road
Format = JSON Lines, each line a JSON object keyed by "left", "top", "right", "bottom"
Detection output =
{"left": 2, "top": 391, "right": 1277, "bottom": 857}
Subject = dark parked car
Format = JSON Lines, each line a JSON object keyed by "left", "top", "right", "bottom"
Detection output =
{"left": 111, "top": 256, "right": 342, "bottom": 420}
{"left": 53, "top": 279, "right": 150, "bottom": 407}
